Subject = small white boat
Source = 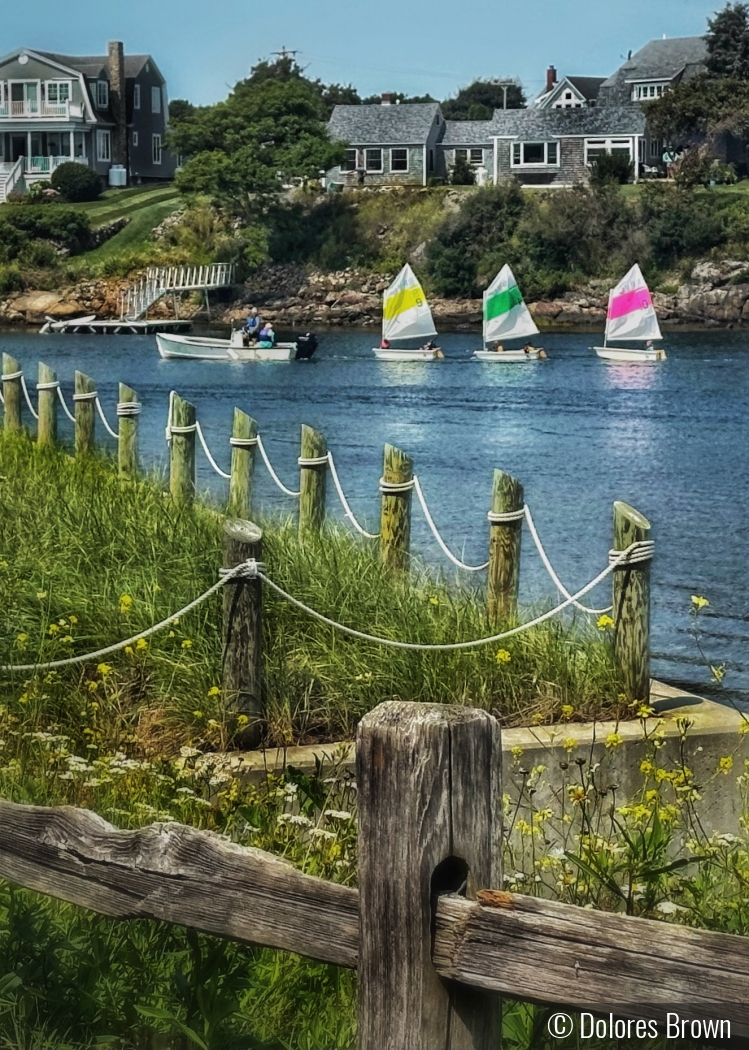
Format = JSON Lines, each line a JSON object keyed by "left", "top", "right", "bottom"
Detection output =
{"left": 472, "top": 266, "right": 544, "bottom": 362}
{"left": 157, "top": 331, "right": 293, "bottom": 362}
{"left": 40, "top": 314, "right": 97, "bottom": 333}
{"left": 594, "top": 265, "right": 666, "bottom": 363}
{"left": 372, "top": 265, "right": 442, "bottom": 361}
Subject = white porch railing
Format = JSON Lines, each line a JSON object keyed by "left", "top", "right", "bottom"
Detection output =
{"left": 121, "top": 264, "right": 235, "bottom": 320}
{"left": 0, "top": 100, "right": 78, "bottom": 119}
{"left": 26, "top": 155, "right": 89, "bottom": 175}
{"left": 0, "top": 157, "right": 24, "bottom": 202}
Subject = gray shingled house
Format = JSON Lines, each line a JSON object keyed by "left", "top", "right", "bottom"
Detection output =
{"left": 0, "top": 41, "right": 175, "bottom": 202}
{"left": 327, "top": 98, "right": 446, "bottom": 186}
{"left": 598, "top": 37, "right": 707, "bottom": 107}
{"left": 534, "top": 73, "right": 606, "bottom": 110}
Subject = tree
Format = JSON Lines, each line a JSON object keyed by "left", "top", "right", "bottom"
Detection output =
{"left": 442, "top": 78, "right": 525, "bottom": 120}
{"left": 706, "top": 2, "right": 749, "bottom": 79}
{"left": 169, "top": 99, "right": 195, "bottom": 125}
{"left": 645, "top": 74, "right": 749, "bottom": 145}
{"left": 450, "top": 155, "right": 476, "bottom": 185}
{"left": 589, "top": 152, "right": 634, "bottom": 185}
{"left": 360, "top": 91, "right": 438, "bottom": 105}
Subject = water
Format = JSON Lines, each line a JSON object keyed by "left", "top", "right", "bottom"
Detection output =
{"left": 2, "top": 327, "right": 747, "bottom": 701}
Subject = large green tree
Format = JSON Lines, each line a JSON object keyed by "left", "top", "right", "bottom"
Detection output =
{"left": 706, "top": 1, "right": 749, "bottom": 79}
{"left": 442, "top": 78, "right": 525, "bottom": 120}
{"left": 645, "top": 73, "right": 749, "bottom": 144}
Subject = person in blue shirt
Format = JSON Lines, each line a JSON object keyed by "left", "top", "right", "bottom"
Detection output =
{"left": 244, "top": 307, "right": 263, "bottom": 341}
{"left": 258, "top": 323, "right": 275, "bottom": 347}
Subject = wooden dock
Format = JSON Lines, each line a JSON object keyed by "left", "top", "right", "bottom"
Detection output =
{"left": 41, "top": 318, "right": 193, "bottom": 335}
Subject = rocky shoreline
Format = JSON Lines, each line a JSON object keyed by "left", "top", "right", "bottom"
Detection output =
{"left": 4, "top": 259, "right": 749, "bottom": 330}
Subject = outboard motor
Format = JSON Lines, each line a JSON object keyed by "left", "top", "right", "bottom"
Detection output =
{"left": 294, "top": 332, "right": 318, "bottom": 361}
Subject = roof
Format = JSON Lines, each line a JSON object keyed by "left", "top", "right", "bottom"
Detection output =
{"left": 488, "top": 105, "right": 646, "bottom": 139}
{"left": 328, "top": 102, "right": 441, "bottom": 145}
{"left": 598, "top": 37, "right": 707, "bottom": 105}
{"left": 441, "top": 120, "right": 494, "bottom": 146}
{"left": 566, "top": 76, "right": 606, "bottom": 100}
{"left": 34, "top": 51, "right": 153, "bottom": 79}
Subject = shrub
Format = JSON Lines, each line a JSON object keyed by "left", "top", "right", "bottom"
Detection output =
{"left": 0, "top": 264, "right": 24, "bottom": 295}
{"left": 50, "top": 162, "right": 103, "bottom": 202}
{"left": 639, "top": 184, "right": 726, "bottom": 266}
{"left": 0, "top": 207, "right": 91, "bottom": 260}
{"left": 589, "top": 151, "right": 634, "bottom": 185}
{"left": 17, "top": 240, "right": 61, "bottom": 269}
{"left": 450, "top": 155, "right": 476, "bottom": 186}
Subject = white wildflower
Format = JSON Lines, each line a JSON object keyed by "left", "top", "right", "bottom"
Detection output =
{"left": 324, "top": 809, "right": 352, "bottom": 821}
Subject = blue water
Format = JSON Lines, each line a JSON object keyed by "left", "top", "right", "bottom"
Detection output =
{"left": 2, "top": 327, "right": 747, "bottom": 700}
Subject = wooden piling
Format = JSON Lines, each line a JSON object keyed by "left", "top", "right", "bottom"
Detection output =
{"left": 298, "top": 425, "right": 328, "bottom": 541}
{"left": 117, "top": 382, "right": 139, "bottom": 477}
{"left": 487, "top": 469, "right": 523, "bottom": 623}
{"left": 1, "top": 353, "right": 23, "bottom": 433}
{"left": 357, "top": 701, "right": 501, "bottom": 1050}
{"left": 169, "top": 393, "right": 196, "bottom": 505}
{"left": 74, "top": 371, "right": 96, "bottom": 455}
{"left": 229, "top": 408, "right": 258, "bottom": 519}
{"left": 379, "top": 443, "right": 413, "bottom": 572}
{"left": 612, "top": 501, "right": 651, "bottom": 702}
{"left": 37, "top": 362, "right": 58, "bottom": 447}
{"left": 222, "top": 519, "right": 264, "bottom": 749}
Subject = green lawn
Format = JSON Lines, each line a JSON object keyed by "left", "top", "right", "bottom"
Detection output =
{"left": 64, "top": 184, "right": 182, "bottom": 264}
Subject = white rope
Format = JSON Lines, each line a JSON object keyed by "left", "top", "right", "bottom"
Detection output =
{"left": 72, "top": 390, "right": 98, "bottom": 402}
{"left": 523, "top": 505, "right": 612, "bottom": 616}
{"left": 94, "top": 397, "right": 119, "bottom": 439}
{"left": 379, "top": 477, "right": 415, "bottom": 494}
{"left": 117, "top": 402, "right": 142, "bottom": 417}
{"left": 56, "top": 386, "right": 76, "bottom": 422}
{"left": 327, "top": 450, "right": 380, "bottom": 539}
{"left": 257, "top": 544, "right": 640, "bottom": 651}
{"left": 256, "top": 434, "right": 301, "bottom": 497}
{"left": 1, "top": 370, "right": 23, "bottom": 382}
{"left": 412, "top": 474, "right": 488, "bottom": 572}
{"left": 195, "top": 421, "right": 231, "bottom": 479}
{"left": 36, "top": 381, "right": 60, "bottom": 391}
{"left": 19, "top": 374, "right": 39, "bottom": 420}
{"left": 229, "top": 436, "right": 258, "bottom": 448}
{"left": 488, "top": 508, "right": 526, "bottom": 523}
{"left": 298, "top": 455, "right": 330, "bottom": 468}
{"left": 609, "top": 540, "right": 654, "bottom": 566}
{"left": 0, "top": 388, "right": 3, "bottom": 405}
{"left": 0, "top": 561, "right": 252, "bottom": 673}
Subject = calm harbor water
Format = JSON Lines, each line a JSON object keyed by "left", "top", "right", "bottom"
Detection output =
{"left": 2, "top": 327, "right": 747, "bottom": 701}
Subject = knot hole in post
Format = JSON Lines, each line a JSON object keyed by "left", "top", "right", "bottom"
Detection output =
{"left": 430, "top": 855, "right": 470, "bottom": 956}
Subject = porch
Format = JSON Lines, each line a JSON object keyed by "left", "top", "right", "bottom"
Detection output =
{"left": 0, "top": 100, "right": 84, "bottom": 120}
{"left": 0, "top": 155, "right": 88, "bottom": 202}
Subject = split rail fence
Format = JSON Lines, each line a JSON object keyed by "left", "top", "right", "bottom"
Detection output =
{"left": 1, "top": 701, "right": 748, "bottom": 1049}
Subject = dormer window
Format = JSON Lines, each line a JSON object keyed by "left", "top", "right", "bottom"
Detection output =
{"left": 46, "top": 81, "right": 71, "bottom": 104}
{"left": 96, "top": 80, "right": 109, "bottom": 108}
{"left": 632, "top": 82, "right": 668, "bottom": 101}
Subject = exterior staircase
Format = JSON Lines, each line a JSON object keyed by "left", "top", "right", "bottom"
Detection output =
{"left": 0, "top": 159, "right": 25, "bottom": 203}
{"left": 120, "top": 263, "right": 235, "bottom": 320}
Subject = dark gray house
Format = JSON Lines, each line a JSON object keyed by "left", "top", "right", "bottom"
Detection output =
{"left": 598, "top": 36, "right": 707, "bottom": 106}
{"left": 326, "top": 99, "right": 445, "bottom": 187}
{"left": 0, "top": 40, "right": 175, "bottom": 202}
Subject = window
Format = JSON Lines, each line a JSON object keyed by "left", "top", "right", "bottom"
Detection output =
{"left": 428, "top": 148, "right": 434, "bottom": 172}
{"left": 46, "top": 81, "right": 70, "bottom": 103}
{"left": 151, "top": 86, "right": 161, "bottom": 114}
{"left": 511, "top": 141, "right": 560, "bottom": 166}
{"left": 470, "top": 148, "right": 483, "bottom": 165}
{"left": 96, "top": 129, "right": 111, "bottom": 162}
{"left": 132, "top": 131, "right": 139, "bottom": 147}
{"left": 631, "top": 82, "right": 668, "bottom": 101}
{"left": 96, "top": 80, "right": 109, "bottom": 108}
{"left": 343, "top": 148, "right": 357, "bottom": 171}
{"left": 390, "top": 147, "right": 408, "bottom": 172}
{"left": 152, "top": 133, "right": 162, "bottom": 165}
{"left": 365, "top": 148, "right": 382, "bottom": 172}
{"left": 649, "top": 138, "right": 661, "bottom": 159}
{"left": 133, "top": 83, "right": 141, "bottom": 109}
{"left": 584, "top": 138, "right": 633, "bottom": 165}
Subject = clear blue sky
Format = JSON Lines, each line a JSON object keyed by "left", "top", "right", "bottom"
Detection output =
{"left": 5, "top": 0, "right": 720, "bottom": 105}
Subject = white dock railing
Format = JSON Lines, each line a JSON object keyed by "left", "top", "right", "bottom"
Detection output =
{"left": 120, "top": 263, "right": 235, "bottom": 320}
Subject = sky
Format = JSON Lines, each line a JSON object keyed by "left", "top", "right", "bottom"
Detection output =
{"left": 4, "top": 0, "right": 721, "bottom": 105}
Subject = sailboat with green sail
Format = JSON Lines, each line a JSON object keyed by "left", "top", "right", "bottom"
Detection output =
{"left": 473, "top": 265, "right": 545, "bottom": 362}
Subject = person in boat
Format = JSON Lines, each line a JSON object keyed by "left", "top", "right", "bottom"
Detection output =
{"left": 258, "top": 322, "right": 275, "bottom": 348}
{"left": 380, "top": 338, "right": 391, "bottom": 349}
{"left": 421, "top": 339, "right": 437, "bottom": 353}
{"left": 244, "top": 307, "right": 263, "bottom": 342}
{"left": 492, "top": 341, "right": 504, "bottom": 352}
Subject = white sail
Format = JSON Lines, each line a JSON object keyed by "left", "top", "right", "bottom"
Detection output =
{"left": 381, "top": 264, "right": 437, "bottom": 342}
{"left": 605, "top": 264, "right": 662, "bottom": 342}
{"left": 483, "top": 265, "right": 539, "bottom": 343}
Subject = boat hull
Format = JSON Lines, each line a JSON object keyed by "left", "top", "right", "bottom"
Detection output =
{"left": 473, "top": 349, "right": 541, "bottom": 362}
{"left": 157, "top": 333, "right": 293, "bottom": 362}
{"left": 372, "top": 347, "right": 439, "bottom": 361}
{"left": 593, "top": 345, "right": 666, "bottom": 363}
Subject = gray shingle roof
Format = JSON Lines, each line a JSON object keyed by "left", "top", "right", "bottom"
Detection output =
{"left": 35, "top": 51, "right": 153, "bottom": 79}
{"left": 566, "top": 76, "right": 606, "bottom": 100}
{"left": 441, "top": 120, "right": 494, "bottom": 146}
{"left": 598, "top": 37, "right": 707, "bottom": 105}
{"left": 487, "top": 105, "right": 646, "bottom": 139}
{"left": 328, "top": 103, "right": 441, "bottom": 145}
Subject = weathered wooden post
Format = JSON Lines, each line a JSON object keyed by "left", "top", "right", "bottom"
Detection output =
{"left": 229, "top": 408, "right": 258, "bottom": 519}
{"left": 117, "top": 383, "right": 140, "bottom": 477}
{"left": 74, "top": 371, "right": 96, "bottom": 455}
{"left": 1, "top": 353, "right": 23, "bottom": 432}
{"left": 357, "top": 702, "right": 501, "bottom": 1050}
{"left": 169, "top": 393, "right": 196, "bottom": 505}
{"left": 298, "top": 424, "right": 328, "bottom": 540}
{"left": 487, "top": 469, "right": 524, "bottom": 623}
{"left": 37, "top": 362, "right": 58, "bottom": 447}
{"left": 222, "top": 519, "right": 264, "bottom": 749}
{"left": 379, "top": 443, "right": 413, "bottom": 572}
{"left": 612, "top": 501, "right": 652, "bottom": 703}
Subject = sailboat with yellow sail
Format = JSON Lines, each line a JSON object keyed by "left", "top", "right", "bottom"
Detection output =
{"left": 372, "top": 264, "right": 442, "bottom": 361}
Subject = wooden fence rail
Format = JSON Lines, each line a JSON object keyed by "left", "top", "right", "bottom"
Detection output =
{"left": 1, "top": 701, "right": 748, "bottom": 1049}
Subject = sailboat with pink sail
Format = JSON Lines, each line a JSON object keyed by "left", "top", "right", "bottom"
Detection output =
{"left": 594, "top": 264, "right": 666, "bottom": 363}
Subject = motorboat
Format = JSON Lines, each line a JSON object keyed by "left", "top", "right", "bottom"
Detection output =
{"left": 156, "top": 329, "right": 318, "bottom": 362}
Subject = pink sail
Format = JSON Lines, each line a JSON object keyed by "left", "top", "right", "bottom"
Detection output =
{"left": 605, "top": 264, "right": 661, "bottom": 343}
{"left": 608, "top": 287, "right": 653, "bottom": 320}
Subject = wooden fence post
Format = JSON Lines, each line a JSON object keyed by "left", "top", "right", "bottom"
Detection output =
{"left": 37, "top": 362, "right": 58, "bottom": 447}
{"left": 487, "top": 469, "right": 523, "bottom": 624}
{"left": 357, "top": 701, "right": 501, "bottom": 1050}
{"left": 229, "top": 408, "right": 258, "bottom": 519}
{"left": 74, "top": 371, "right": 96, "bottom": 455}
{"left": 222, "top": 519, "right": 264, "bottom": 749}
{"left": 379, "top": 443, "right": 413, "bottom": 572}
{"left": 298, "top": 424, "right": 327, "bottom": 540}
{"left": 1, "top": 353, "right": 22, "bottom": 433}
{"left": 612, "top": 501, "right": 651, "bottom": 703}
{"left": 169, "top": 393, "right": 196, "bottom": 505}
{"left": 117, "top": 383, "right": 139, "bottom": 477}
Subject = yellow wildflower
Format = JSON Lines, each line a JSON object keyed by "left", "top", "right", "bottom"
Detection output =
{"left": 192, "top": 710, "right": 204, "bottom": 719}
{"left": 62, "top": 635, "right": 73, "bottom": 645}
{"left": 119, "top": 594, "right": 133, "bottom": 614}
{"left": 511, "top": 745, "right": 524, "bottom": 759}
{"left": 124, "top": 646, "right": 134, "bottom": 657}
{"left": 531, "top": 712, "right": 544, "bottom": 725}
{"left": 596, "top": 614, "right": 614, "bottom": 630}
{"left": 605, "top": 732, "right": 623, "bottom": 749}
{"left": 690, "top": 595, "right": 709, "bottom": 609}
{"left": 718, "top": 756, "right": 733, "bottom": 775}
{"left": 428, "top": 596, "right": 439, "bottom": 606}
{"left": 495, "top": 649, "right": 511, "bottom": 664}
{"left": 236, "top": 714, "right": 249, "bottom": 727}
{"left": 15, "top": 633, "right": 28, "bottom": 645}
{"left": 640, "top": 759, "right": 654, "bottom": 776}
{"left": 739, "top": 721, "right": 749, "bottom": 737}
{"left": 563, "top": 737, "right": 578, "bottom": 752}
{"left": 568, "top": 786, "right": 587, "bottom": 804}
{"left": 560, "top": 704, "right": 574, "bottom": 720}
{"left": 48, "top": 624, "right": 60, "bottom": 635}
{"left": 36, "top": 590, "right": 48, "bottom": 600}
{"left": 135, "top": 637, "right": 148, "bottom": 651}
{"left": 97, "top": 663, "right": 112, "bottom": 677}
{"left": 68, "top": 615, "right": 78, "bottom": 625}
{"left": 207, "top": 686, "right": 221, "bottom": 697}
{"left": 635, "top": 703, "right": 655, "bottom": 718}
{"left": 87, "top": 681, "right": 99, "bottom": 692}
{"left": 181, "top": 639, "right": 193, "bottom": 649}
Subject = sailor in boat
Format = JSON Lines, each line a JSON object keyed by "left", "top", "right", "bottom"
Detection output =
{"left": 258, "top": 322, "right": 276, "bottom": 348}
{"left": 380, "top": 337, "right": 391, "bottom": 350}
{"left": 491, "top": 341, "right": 505, "bottom": 353}
{"left": 243, "top": 307, "right": 263, "bottom": 345}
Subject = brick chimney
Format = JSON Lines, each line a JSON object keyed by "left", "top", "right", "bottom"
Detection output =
{"left": 107, "top": 40, "right": 128, "bottom": 175}
{"left": 545, "top": 65, "right": 557, "bottom": 93}
{"left": 381, "top": 92, "right": 394, "bottom": 105}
